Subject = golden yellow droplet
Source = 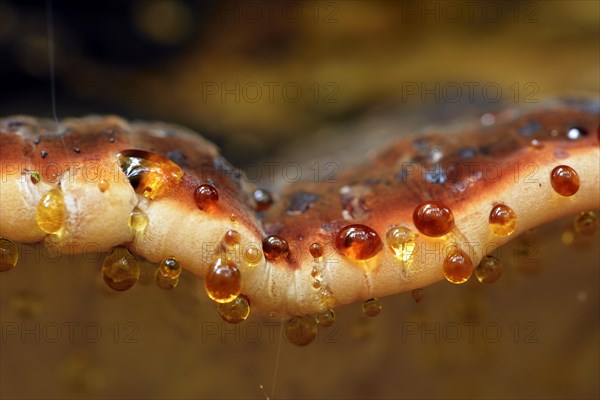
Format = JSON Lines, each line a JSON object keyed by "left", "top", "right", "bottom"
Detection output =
{"left": 102, "top": 247, "right": 140, "bottom": 291}
{"left": 319, "top": 288, "right": 335, "bottom": 309}
{"left": 154, "top": 269, "right": 179, "bottom": 290}
{"left": 128, "top": 207, "right": 149, "bottom": 232}
{"left": 217, "top": 295, "right": 250, "bottom": 324}
{"left": 285, "top": 315, "right": 317, "bottom": 346}
{"left": 362, "top": 298, "right": 382, "bottom": 317}
{"left": 0, "top": 238, "right": 18, "bottom": 272}
{"left": 36, "top": 188, "right": 65, "bottom": 234}
{"left": 315, "top": 309, "right": 335, "bottom": 327}
{"left": 243, "top": 244, "right": 262, "bottom": 266}
{"left": 475, "top": 256, "right": 502, "bottom": 284}
{"left": 385, "top": 226, "right": 416, "bottom": 263}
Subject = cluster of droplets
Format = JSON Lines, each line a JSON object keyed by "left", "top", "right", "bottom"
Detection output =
{"left": 206, "top": 230, "right": 252, "bottom": 324}
{"left": 308, "top": 242, "right": 336, "bottom": 321}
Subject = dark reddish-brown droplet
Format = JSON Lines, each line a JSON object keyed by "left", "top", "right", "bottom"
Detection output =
{"left": 413, "top": 201, "right": 454, "bottom": 237}
{"left": 309, "top": 242, "right": 324, "bottom": 259}
{"left": 550, "top": 165, "right": 580, "bottom": 197}
{"left": 334, "top": 224, "right": 383, "bottom": 260}
{"left": 262, "top": 235, "right": 289, "bottom": 262}
{"left": 194, "top": 184, "right": 219, "bottom": 210}
{"left": 253, "top": 189, "right": 273, "bottom": 211}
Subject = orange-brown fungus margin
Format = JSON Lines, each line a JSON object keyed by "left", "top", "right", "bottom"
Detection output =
{"left": 0, "top": 99, "right": 598, "bottom": 317}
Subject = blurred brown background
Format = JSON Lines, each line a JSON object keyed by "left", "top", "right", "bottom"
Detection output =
{"left": 0, "top": 1, "right": 598, "bottom": 399}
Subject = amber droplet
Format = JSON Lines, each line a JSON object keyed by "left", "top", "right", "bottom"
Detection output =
{"left": 316, "top": 309, "right": 335, "bottom": 327}
{"left": 128, "top": 207, "right": 149, "bottom": 232}
{"left": 223, "top": 230, "right": 241, "bottom": 247}
{"left": 412, "top": 201, "right": 454, "bottom": 237}
{"left": 489, "top": 204, "right": 517, "bottom": 237}
{"left": 118, "top": 149, "right": 184, "bottom": 200}
{"left": 285, "top": 315, "right": 317, "bottom": 346}
{"left": 550, "top": 165, "right": 580, "bottom": 197}
{"left": 253, "top": 189, "right": 273, "bottom": 211}
{"left": 0, "top": 238, "right": 18, "bottom": 272}
{"left": 98, "top": 179, "right": 109, "bottom": 192}
{"left": 159, "top": 257, "right": 181, "bottom": 279}
{"left": 262, "top": 235, "right": 289, "bottom": 262}
{"left": 443, "top": 249, "right": 473, "bottom": 284}
{"left": 475, "top": 255, "right": 502, "bottom": 284}
{"left": 362, "top": 298, "right": 382, "bottom": 317}
{"left": 155, "top": 270, "right": 179, "bottom": 290}
{"left": 194, "top": 184, "right": 219, "bottom": 210}
{"left": 334, "top": 224, "right": 383, "bottom": 260}
{"left": 574, "top": 211, "right": 597, "bottom": 236}
{"left": 243, "top": 244, "right": 262, "bottom": 266}
{"left": 205, "top": 258, "right": 241, "bottom": 303}
{"left": 411, "top": 288, "right": 424, "bottom": 303}
{"left": 102, "top": 247, "right": 140, "bottom": 291}
{"left": 36, "top": 188, "right": 66, "bottom": 234}
{"left": 385, "top": 226, "right": 416, "bottom": 262}
{"left": 217, "top": 295, "right": 250, "bottom": 324}
{"left": 309, "top": 242, "right": 324, "bottom": 259}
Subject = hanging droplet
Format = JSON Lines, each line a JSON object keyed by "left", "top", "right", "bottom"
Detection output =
{"left": 155, "top": 270, "right": 179, "bottom": 290}
{"left": 36, "top": 188, "right": 65, "bottom": 234}
{"left": 475, "top": 255, "right": 502, "bottom": 284}
{"left": 334, "top": 224, "right": 383, "bottom": 260}
{"left": 315, "top": 309, "right": 335, "bottom": 327}
{"left": 309, "top": 242, "right": 324, "bottom": 260}
{"left": 128, "top": 207, "right": 149, "bottom": 232}
{"left": 489, "top": 204, "right": 517, "bottom": 237}
{"left": 205, "top": 258, "right": 241, "bottom": 303}
{"left": 0, "top": 238, "right": 18, "bottom": 272}
{"left": 118, "top": 150, "right": 184, "bottom": 200}
{"left": 98, "top": 179, "right": 110, "bottom": 192}
{"left": 102, "top": 247, "right": 140, "bottom": 291}
{"left": 362, "top": 298, "right": 382, "bottom": 317}
{"left": 412, "top": 201, "right": 454, "bottom": 237}
{"left": 319, "top": 288, "right": 335, "bottom": 309}
{"left": 262, "top": 235, "right": 289, "bottom": 262}
{"left": 443, "top": 248, "right": 473, "bottom": 284}
{"left": 223, "top": 230, "right": 241, "bottom": 247}
{"left": 411, "top": 288, "right": 424, "bottom": 303}
{"left": 217, "top": 295, "right": 250, "bottom": 324}
{"left": 385, "top": 226, "right": 416, "bottom": 263}
{"left": 243, "top": 244, "right": 262, "bottom": 266}
{"left": 285, "top": 315, "right": 317, "bottom": 346}
{"left": 158, "top": 257, "right": 181, "bottom": 279}
{"left": 252, "top": 189, "right": 273, "bottom": 211}
{"left": 550, "top": 165, "right": 580, "bottom": 197}
{"left": 574, "top": 211, "right": 597, "bottom": 236}
{"left": 194, "top": 184, "right": 219, "bottom": 210}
